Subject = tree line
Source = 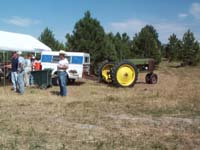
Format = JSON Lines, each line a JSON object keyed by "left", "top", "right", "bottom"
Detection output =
{"left": 39, "top": 11, "right": 200, "bottom": 69}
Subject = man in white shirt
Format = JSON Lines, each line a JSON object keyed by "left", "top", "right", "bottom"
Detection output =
{"left": 24, "top": 54, "right": 32, "bottom": 86}
{"left": 57, "top": 50, "right": 69, "bottom": 96}
{"left": 17, "top": 51, "right": 25, "bottom": 94}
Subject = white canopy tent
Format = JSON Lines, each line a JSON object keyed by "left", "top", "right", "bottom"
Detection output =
{"left": 0, "top": 30, "right": 51, "bottom": 52}
{"left": 0, "top": 31, "right": 51, "bottom": 86}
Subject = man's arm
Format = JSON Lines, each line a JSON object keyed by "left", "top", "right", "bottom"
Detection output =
{"left": 4, "top": 64, "right": 12, "bottom": 69}
{"left": 58, "top": 64, "right": 68, "bottom": 70}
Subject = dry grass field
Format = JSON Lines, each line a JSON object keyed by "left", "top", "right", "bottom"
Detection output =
{"left": 0, "top": 61, "right": 200, "bottom": 150}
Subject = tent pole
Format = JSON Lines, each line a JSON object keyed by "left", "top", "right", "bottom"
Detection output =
{"left": 3, "top": 51, "right": 5, "bottom": 87}
{"left": 3, "top": 51, "right": 6, "bottom": 89}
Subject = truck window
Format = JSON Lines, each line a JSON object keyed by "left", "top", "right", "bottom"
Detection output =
{"left": 71, "top": 56, "right": 83, "bottom": 64}
{"left": 84, "top": 56, "right": 90, "bottom": 63}
{"left": 52, "top": 56, "right": 60, "bottom": 63}
{"left": 41, "top": 55, "right": 52, "bottom": 62}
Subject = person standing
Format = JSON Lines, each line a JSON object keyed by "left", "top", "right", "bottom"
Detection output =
{"left": 17, "top": 51, "right": 25, "bottom": 94}
{"left": 29, "top": 56, "right": 35, "bottom": 86}
{"left": 24, "top": 54, "right": 32, "bottom": 86}
{"left": 57, "top": 50, "right": 69, "bottom": 96}
{"left": 7, "top": 52, "right": 18, "bottom": 92}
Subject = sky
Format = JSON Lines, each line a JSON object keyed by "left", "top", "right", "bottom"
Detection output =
{"left": 0, "top": 0, "right": 200, "bottom": 44}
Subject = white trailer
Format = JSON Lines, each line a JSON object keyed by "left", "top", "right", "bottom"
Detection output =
{"left": 41, "top": 51, "right": 90, "bottom": 84}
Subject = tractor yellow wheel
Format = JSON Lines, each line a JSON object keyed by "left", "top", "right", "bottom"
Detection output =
{"left": 111, "top": 61, "right": 138, "bottom": 87}
{"left": 116, "top": 64, "right": 136, "bottom": 86}
{"left": 98, "top": 62, "right": 114, "bottom": 83}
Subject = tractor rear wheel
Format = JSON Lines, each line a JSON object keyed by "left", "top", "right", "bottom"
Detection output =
{"left": 98, "top": 62, "right": 115, "bottom": 83}
{"left": 111, "top": 61, "right": 138, "bottom": 87}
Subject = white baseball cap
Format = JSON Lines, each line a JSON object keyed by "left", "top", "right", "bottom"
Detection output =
{"left": 17, "top": 51, "right": 22, "bottom": 55}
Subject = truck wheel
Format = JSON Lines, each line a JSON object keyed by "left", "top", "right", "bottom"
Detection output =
{"left": 52, "top": 77, "right": 59, "bottom": 86}
{"left": 111, "top": 61, "right": 138, "bottom": 87}
{"left": 98, "top": 62, "right": 115, "bottom": 83}
{"left": 69, "top": 79, "right": 75, "bottom": 84}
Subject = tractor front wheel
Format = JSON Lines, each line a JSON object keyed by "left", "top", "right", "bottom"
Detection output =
{"left": 145, "top": 73, "right": 158, "bottom": 84}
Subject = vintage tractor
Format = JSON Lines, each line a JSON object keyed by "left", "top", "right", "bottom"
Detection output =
{"left": 98, "top": 58, "right": 158, "bottom": 87}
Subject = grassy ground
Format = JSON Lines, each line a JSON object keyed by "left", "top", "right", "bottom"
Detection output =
{"left": 0, "top": 61, "right": 200, "bottom": 150}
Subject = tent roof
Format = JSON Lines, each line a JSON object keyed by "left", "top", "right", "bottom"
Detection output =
{"left": 0, "top": 30, "right": 51, "bottom": 52}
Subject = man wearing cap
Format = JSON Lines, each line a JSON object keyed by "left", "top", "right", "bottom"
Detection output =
{"left": 5, "top": 51, "right": 18, "bottom": 91}
{"left": 57, "top": 50, "right": 69, "bottom": 96}
{"left": 17, "top": 51, "right": 25, "bottom": 94}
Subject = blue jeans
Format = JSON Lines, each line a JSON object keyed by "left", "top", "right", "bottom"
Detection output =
{"left": 29, "top": 73, "right": 34, "bottom": 85}
{"left": 58, "top": 71, "right": 67, "bottom": 96}
{"left": 11, "top": 72, "right": 18, "bottom": 91}
{"left": 17, "top": 71, "right": 25, "bottom": 94}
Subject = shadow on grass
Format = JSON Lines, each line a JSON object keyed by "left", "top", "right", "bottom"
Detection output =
{"left": 68, "top": 81, "right": 85, "bottom": 86}
{"left": 50, "top": 81, "right": 86, "bottom": 96}
{"left": 51, "top": 81, "right": 85, "bottom": 87}
{"left": 136, "top": 81, "right": 146, "bottom": 84}
{"left": 50, "top": 91, "right": 60, "bottom": 96}
{"left": 168, "top": 65, "right": 183, "bottom": 68}
{"left": 98, "top": 80, "right": 148, "bottom": 88}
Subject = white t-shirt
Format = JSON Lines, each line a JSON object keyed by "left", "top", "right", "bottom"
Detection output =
{"left": 18, "top": 56, "right": 25, "bottom": 71}
{"left": 57, "top": 58, "right": 69, "bottom": 71}
{"left": 25, "top": 58, "right": 31, "bottom": 68}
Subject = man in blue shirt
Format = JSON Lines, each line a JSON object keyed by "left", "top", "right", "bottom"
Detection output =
{"left": 8, "top": 52, "right": 18, "bottom": 92}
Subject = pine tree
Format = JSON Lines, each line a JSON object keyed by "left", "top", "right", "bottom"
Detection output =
{"left": 167, "top": 33, "right": 182, "bottom": 61}
{"left": 131, "top": 25, "right": 161, "bottom": 63}
{"left": 66, "top": 11, "right": 113, "bottom": 70}
{"left": 39, "top": 27, "right": 65, "bottom": 51}
{"left": 182, "top": 30, "right": 200, "bottom": 65}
